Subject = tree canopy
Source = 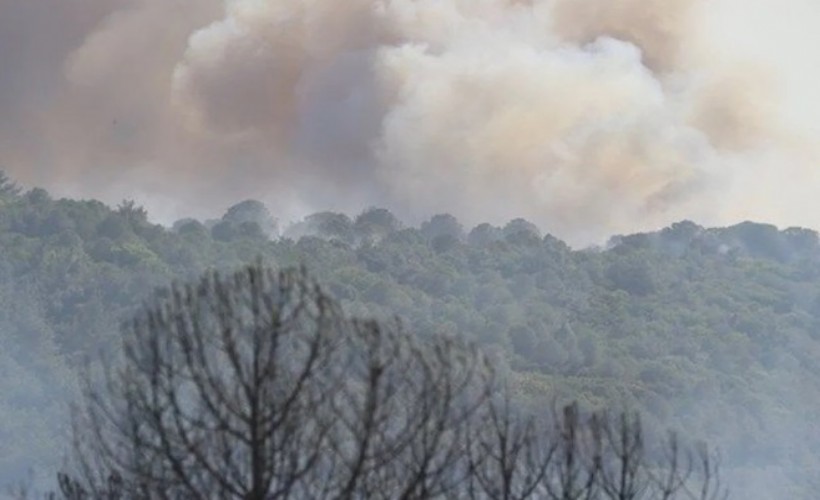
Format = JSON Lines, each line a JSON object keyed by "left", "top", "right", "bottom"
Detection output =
{"left": 0, "top": 180, "right": 817, "bottom": 496}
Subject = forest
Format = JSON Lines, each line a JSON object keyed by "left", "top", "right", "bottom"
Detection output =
{"left": 1, "top": 174, "right": 819, "bottom": 497}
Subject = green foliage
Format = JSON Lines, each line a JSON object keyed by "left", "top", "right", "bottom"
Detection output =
{"left": 221, "top": 199, "right": 278, "bottom": 237}
{"left": 1, "top": 185, "right": 820, "bottom": 495}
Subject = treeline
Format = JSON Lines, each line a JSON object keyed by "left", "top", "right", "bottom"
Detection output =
{"left": 0, "top": 175, "right": 819, "bottom": 495}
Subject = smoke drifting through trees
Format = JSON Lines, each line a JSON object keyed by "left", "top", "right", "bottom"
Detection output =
{"left": 60, "top": 264, "right": 724, "bottom": 499}
{"left": 2, "top": 0, "right": 820, "bottom": 244}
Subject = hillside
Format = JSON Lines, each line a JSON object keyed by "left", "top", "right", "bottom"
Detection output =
{"left": 1, "top": 179, "right": 819, "bottom": 496}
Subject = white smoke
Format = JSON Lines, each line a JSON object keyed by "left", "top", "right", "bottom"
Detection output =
{"left": 2, "top": 0, "right": 819, "bottom": 244}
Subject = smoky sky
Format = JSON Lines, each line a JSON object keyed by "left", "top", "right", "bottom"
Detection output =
{"left": 2, "top": 0, "right": 820, "bottom": 245}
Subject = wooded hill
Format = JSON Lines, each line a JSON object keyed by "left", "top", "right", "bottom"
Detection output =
{"left": 1, "top": 175, "right": 818, "bottom": 496}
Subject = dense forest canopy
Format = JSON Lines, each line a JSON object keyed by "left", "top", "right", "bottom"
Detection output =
{"left": 1, "top": 177, "right": 820, "bottom": 497}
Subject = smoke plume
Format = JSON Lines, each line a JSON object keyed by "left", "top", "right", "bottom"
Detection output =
{"left": 2, "top": 0, "right": 819, "bottom": 244}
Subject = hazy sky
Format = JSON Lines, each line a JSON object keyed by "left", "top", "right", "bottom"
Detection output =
{"left": 2, "top": 0, "right": 820, "bottom": 245}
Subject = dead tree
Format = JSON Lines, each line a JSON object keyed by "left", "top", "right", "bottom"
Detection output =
{"left": 59, "top": 263, "right": 727, "bottom": 500}
{"left": 64, "top": 264, "right": 493, "bottom": 499}
{"left": 69, "top": 266, "right": 347, "bottom": 498}
{"left": 466, "top": 391, "right": 555, "bottom": 500}
{"left": 315, "top": 320, "right": 493, "bottom": 500}
{"left": 465, "top": 401, "right": 727, "bottom": 500}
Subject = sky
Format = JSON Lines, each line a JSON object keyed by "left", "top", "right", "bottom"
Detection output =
{"left": 2, "top": 0, "right": 820, "bottom": 245}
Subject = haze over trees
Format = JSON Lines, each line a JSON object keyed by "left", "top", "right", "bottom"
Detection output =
{"left": 57, "top": 264, "right": 723, "bottom": 499}
{"left": 0, "top": 176, "right": 818, "bottom": 496}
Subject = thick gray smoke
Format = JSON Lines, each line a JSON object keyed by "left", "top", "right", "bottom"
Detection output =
{"left": 2, "top": 0, "right": 820, "bottom": 244}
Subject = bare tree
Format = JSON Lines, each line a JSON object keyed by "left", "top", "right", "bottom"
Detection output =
{"left": 63, "top": 264, "right": 493, "bottom": 499}
{"left": 542, "top": 403, "right": 602, "bottom": 500}
{"left": 466, "top": 391, "right": 554, "bottom": 500}
{"left": 597, "top": 411, "right": 646, "bottom": 500}
{"left": 464, "top": 401, "right": 727, "bottom": 500}
{"left": 317, "top": 320, "right": 493, "bottom": 499}
{"left": 68, "top": 266, "right": 347, "bottom": 498}
{"left": 58, "top": 263, "right": 727, "bottom": 500}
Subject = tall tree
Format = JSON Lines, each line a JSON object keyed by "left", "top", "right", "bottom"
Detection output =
{"left": 64, "top": 264, "right": 492, "bottom": 498}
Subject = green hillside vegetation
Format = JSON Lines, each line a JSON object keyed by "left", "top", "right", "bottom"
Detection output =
{"left": 1, "top": 175, "right": 819, "bottom": 496}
